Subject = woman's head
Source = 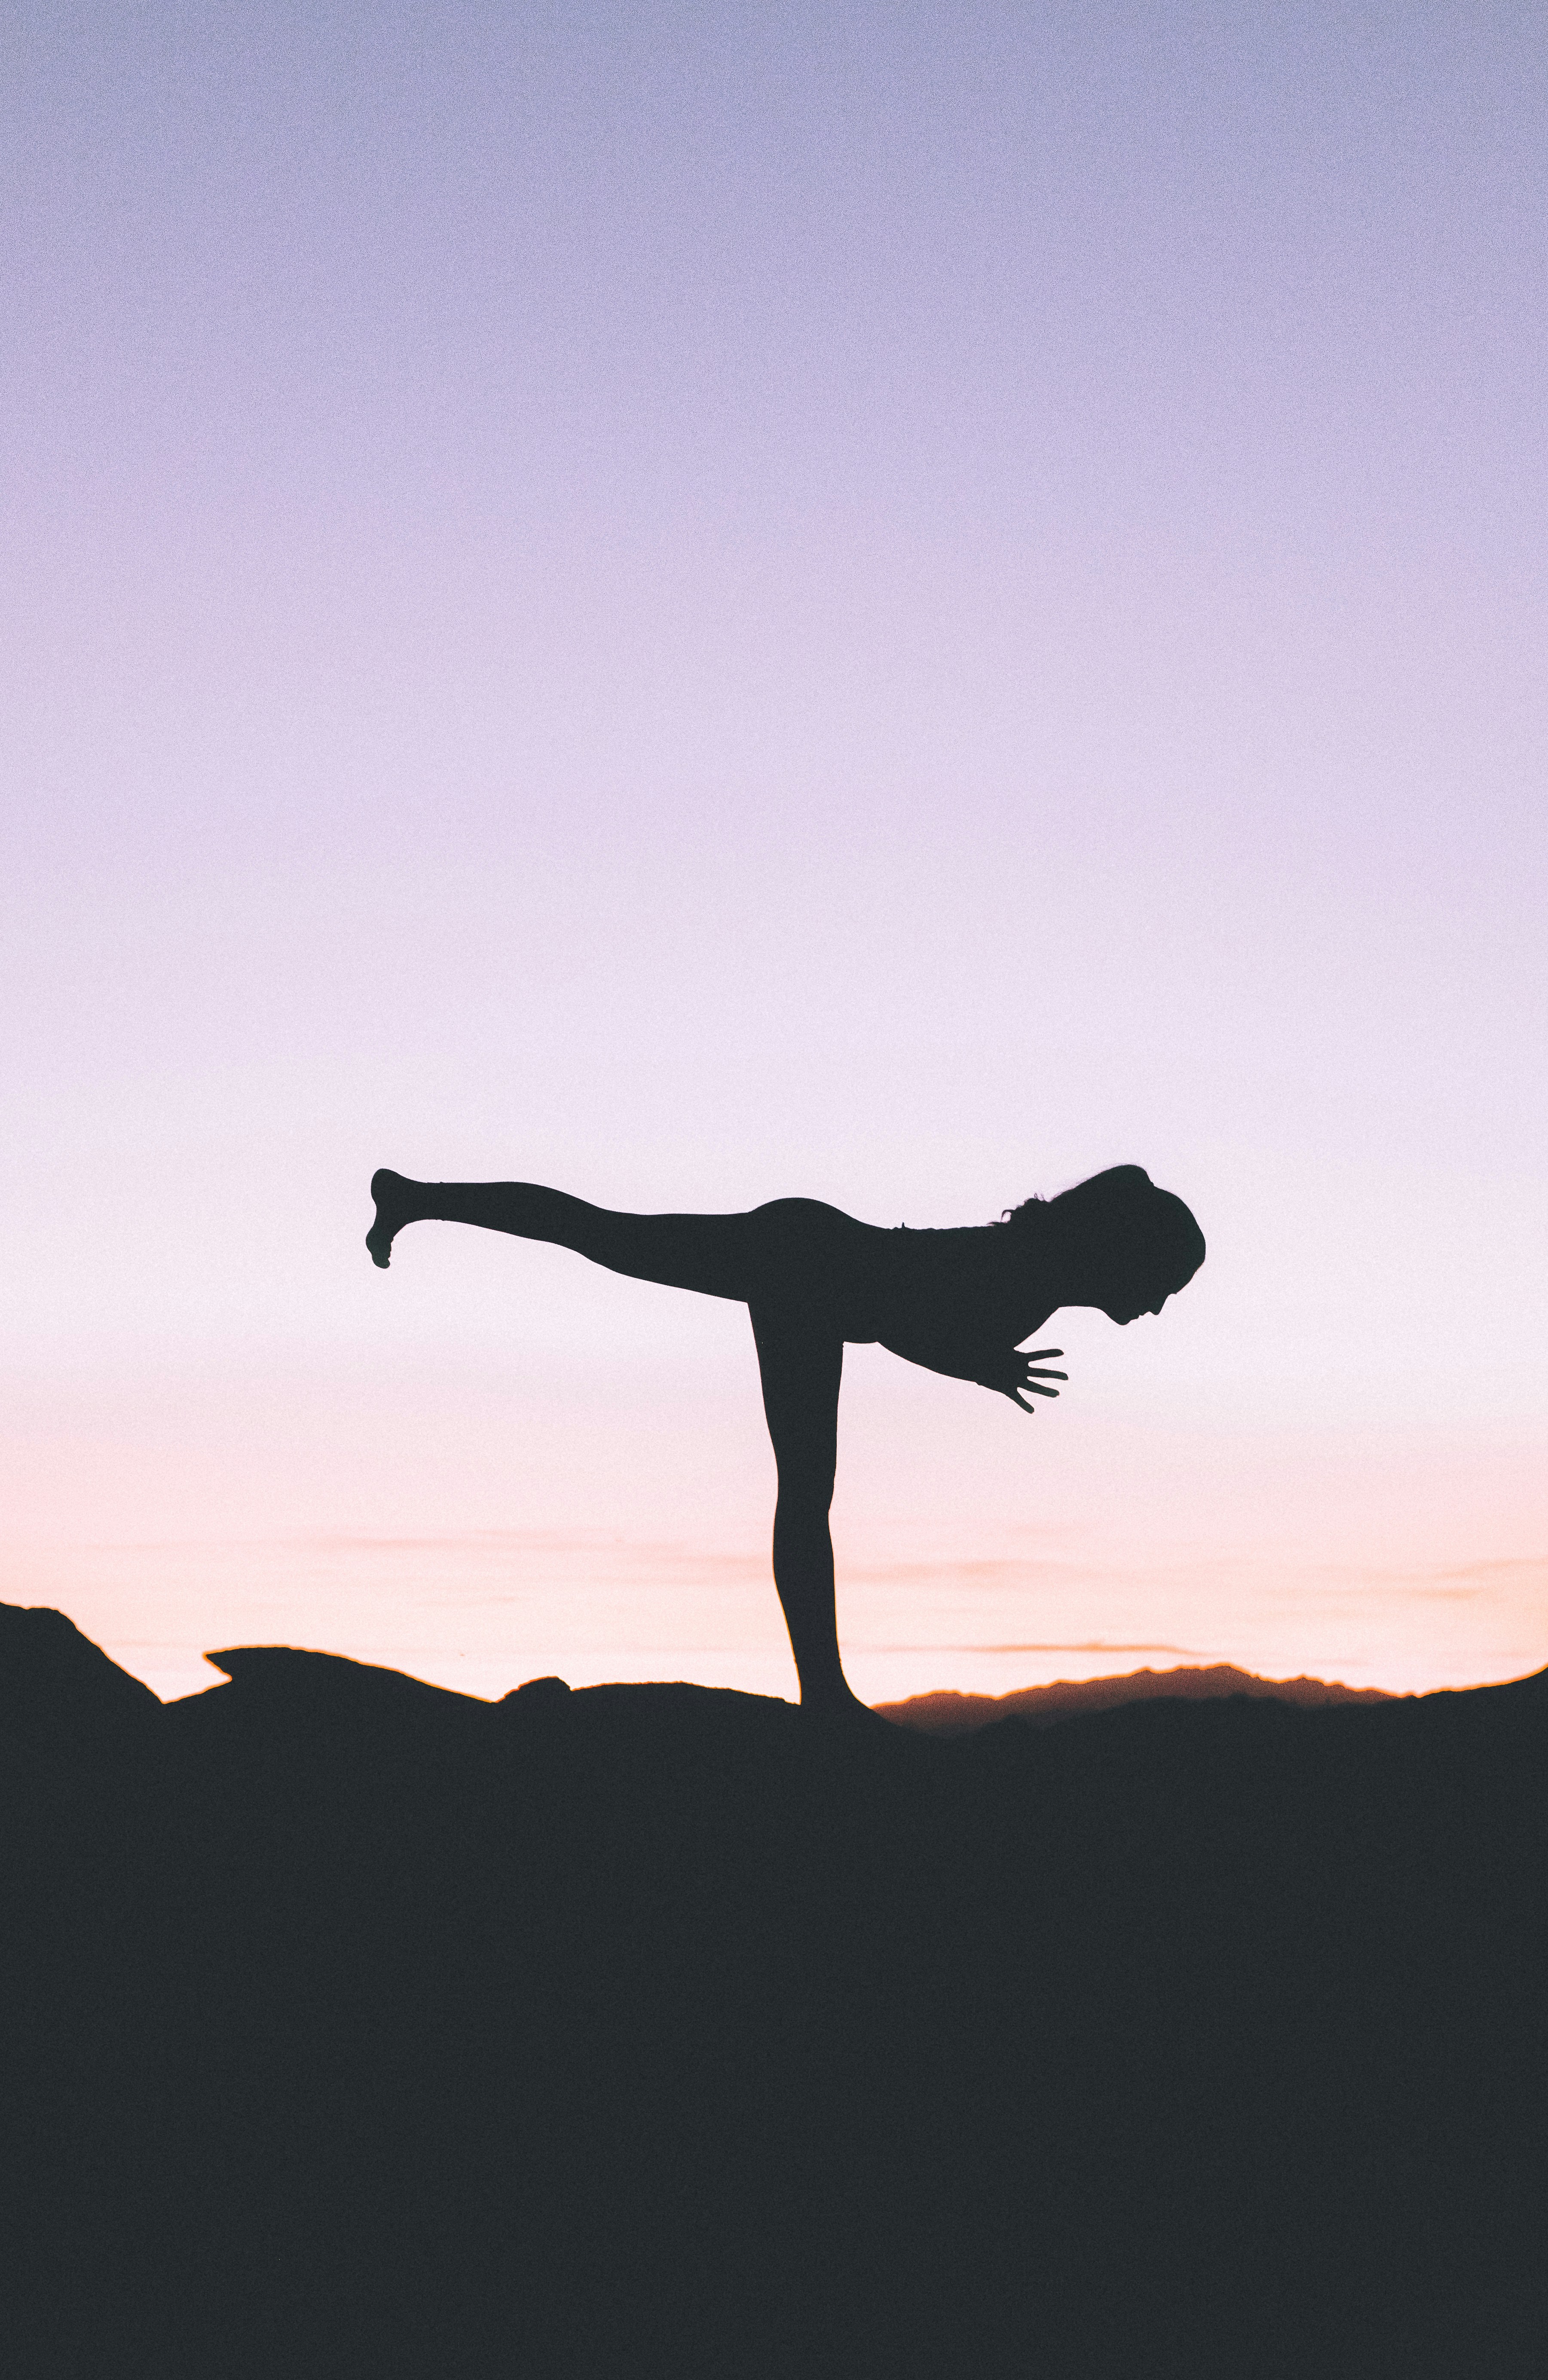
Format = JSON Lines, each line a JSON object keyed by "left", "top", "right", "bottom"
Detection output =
{"left": 1002, "top": 1164, "right": 1205, "bottom": 1322}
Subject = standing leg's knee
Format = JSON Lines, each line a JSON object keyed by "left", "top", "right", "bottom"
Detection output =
{"left": 775, "top": 1469, "right": 835, "bottom": 1528}
{"left": 772, "top": 1488, "right": 835, "bottom": 1574}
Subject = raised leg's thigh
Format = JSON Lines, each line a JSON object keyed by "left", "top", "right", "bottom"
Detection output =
{"left": 750, "top": 1299, "right": 843, "bottom": 1504}
{"left": 546, "top": 1202, "right": 760, "bottom": 1301}
{"left": 580, "top": 1195, "right": 860, "bottom": 1309}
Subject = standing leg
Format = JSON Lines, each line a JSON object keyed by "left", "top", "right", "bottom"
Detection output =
{"left": 750, "top": 1300, "right": 866, "bottom": 1715}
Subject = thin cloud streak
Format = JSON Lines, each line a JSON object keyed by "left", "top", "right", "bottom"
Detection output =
{"left": 869, "top": 1641, "right": 1202, "bottom": 1656}
{"left": 1426, "top": 1556, "right": 1548, "bottom": 1581}
{"left": 55, "top": 1533, "right": 1548, "bottom": 1602}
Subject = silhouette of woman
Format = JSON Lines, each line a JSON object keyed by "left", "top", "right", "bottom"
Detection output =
{"left": 366, "top": 1167, "right": 1205, "bottom": 1725}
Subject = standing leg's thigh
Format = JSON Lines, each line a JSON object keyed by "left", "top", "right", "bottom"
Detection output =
{"left": 750, "top": 1300, "right": 843, "bottom": 1499}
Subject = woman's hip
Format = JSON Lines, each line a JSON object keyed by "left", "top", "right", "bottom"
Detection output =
{"left": 564, "top": 1195, "right": 879, "bottom": 1319}
{"left": 746, "top": 1200, "right": 884, "bottom": 1325}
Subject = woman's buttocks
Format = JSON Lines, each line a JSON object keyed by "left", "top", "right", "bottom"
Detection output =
{"left": 747, "top": 1199, "right": 899, "bottom": 1338}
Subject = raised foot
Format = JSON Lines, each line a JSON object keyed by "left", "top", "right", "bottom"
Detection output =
{"left": 366, "top": 1168, "right": 415, "bottom": 1269}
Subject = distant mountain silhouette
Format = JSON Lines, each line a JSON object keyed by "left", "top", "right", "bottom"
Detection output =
{"left": 4, "top": 1603, "right": 1545, "bottom": 2379}
{"left": 878, "top": 1662, "right": 1398, "bottom": 1735}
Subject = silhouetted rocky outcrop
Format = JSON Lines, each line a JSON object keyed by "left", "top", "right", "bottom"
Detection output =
{"left": 3, "top": 1605, "right": 1544, "bottom": 2378}
{"left": 0, "top": 1602, "right": 161, "bottom": 1754}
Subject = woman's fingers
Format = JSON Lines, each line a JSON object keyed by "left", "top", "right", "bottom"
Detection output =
{"left": 1005, "top": 1347, "right": 1069, "bottom": 1409}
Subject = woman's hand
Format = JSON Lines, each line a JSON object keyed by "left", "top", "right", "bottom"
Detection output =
{"left": 985, "top": 1345, "right": 1067, "bottom": 1413}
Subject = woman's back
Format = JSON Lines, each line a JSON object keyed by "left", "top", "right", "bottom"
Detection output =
{"left": 846, "top": 1218, "right": 1029, "bottom": 1349}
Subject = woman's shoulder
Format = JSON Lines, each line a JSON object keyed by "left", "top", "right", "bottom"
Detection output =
{"left": 886, "top": 1221, "right": 1008, "bottom": 1298}
{"left": 890, "top": 1220, "right": 1056, "bottom": 1335}
{"left": 890, "top": 1219, "right": 1002, "bottom": 1253}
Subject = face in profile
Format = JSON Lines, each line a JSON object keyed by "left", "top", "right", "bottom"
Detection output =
{"left": 1038, "top": 1170, "right": 1205, "bottom": 1325}
{"left": 1096, "top": 1203, "right": 1205, "bottom": 1325}
{"left": 1103, "top": 1256, "right": 1189, "bottom": 1332}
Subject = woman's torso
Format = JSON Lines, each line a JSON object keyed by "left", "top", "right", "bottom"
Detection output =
{"left": 867, "top": 1222, "right": 1053, "bottom": 1349}
{"left": 756, "top": 1202, "right": 1050, "bottom": 1348}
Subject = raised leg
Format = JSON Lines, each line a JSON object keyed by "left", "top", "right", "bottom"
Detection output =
{"left": 367, "top": 1170, "right": 758, "bottom": 1299}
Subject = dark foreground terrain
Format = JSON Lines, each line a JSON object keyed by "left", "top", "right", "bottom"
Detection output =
{"left": 3, "top": 1608, "right": 1545, "bottom": 2379}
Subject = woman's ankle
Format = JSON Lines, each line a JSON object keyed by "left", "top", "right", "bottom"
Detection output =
{"left": 373, "top": 1169, "right": 431, "bottom": 1219}
{"left": 798, "top": 1673, "right": 866, "bottom": 1715}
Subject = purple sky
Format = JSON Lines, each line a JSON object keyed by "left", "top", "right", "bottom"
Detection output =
{"left": 4, "top": 3, "right": 1545, "bottom": 1702}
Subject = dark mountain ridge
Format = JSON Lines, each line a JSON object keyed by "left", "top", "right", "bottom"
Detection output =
{"left": 3, "top": 1603, "right": 1544, "bottom": 2378}
{"left": 878, "top": 1660, "right": 1398, "bottom": 1734}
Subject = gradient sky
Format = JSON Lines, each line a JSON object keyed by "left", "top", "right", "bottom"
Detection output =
{"left": 4, "top": 3, "right": 1545, "bottom": 1704}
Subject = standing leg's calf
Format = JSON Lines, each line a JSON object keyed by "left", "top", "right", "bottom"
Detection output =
{"left": 770, "top": 1491, "right": 851, "bottom": 1711}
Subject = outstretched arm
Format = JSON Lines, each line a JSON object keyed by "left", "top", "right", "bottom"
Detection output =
{"left": 878, "top": 1332, "right": 1067, "bottom": 1414}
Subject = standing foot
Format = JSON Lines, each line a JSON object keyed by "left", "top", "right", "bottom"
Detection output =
{"left": 800, "top": 1683, "right": 918, "bottom": 1747}
{"left": 366, "top": 1169, "right": 418, "bottom": 1269}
